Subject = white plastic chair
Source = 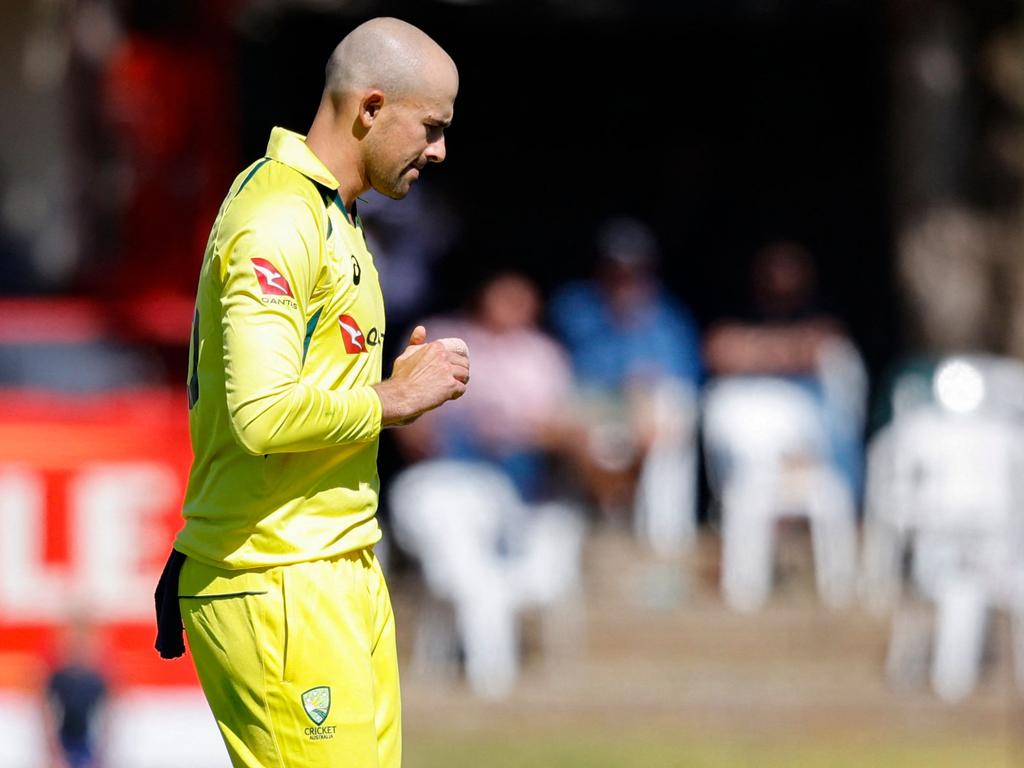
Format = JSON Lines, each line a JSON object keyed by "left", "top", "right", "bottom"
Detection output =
{"left": 702, "top": 377, "right": 858, "bottom": 612}
{"left": 865, "top": 405, "right": 1024, "bottom": 701}
{"left": 861, "top": 354, "right": 1021, "bottom": 610}
{"left": 388, "top": 459, "right": 585, "bottom": 698}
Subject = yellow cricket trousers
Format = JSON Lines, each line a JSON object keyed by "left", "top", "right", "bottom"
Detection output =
{"left": 179, "top": 548, "right": 400, "bottom": 767}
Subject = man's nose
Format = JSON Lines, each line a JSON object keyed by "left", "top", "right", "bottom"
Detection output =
{"left": 425, "top": 135, "right": 446, "bottom": 164}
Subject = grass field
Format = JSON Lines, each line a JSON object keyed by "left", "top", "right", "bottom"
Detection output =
{"left": 406, "top": 728, "right": 1018, "bottom": 768}
{"left": 394, "top": 527, "right": 1024, "bottom": 768}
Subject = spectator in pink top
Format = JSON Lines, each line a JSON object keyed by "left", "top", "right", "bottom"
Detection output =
{"left": 396, "top": 271, "right": 574, "bottom": 501}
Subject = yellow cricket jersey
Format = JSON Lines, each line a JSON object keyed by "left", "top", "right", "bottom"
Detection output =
{"left": 175, "top": 127, "right": 387, "bottom": 569}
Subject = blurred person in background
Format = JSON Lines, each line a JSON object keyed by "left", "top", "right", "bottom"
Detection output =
{"left": 897, "top": 205, "right": 1002, "bottom": 355}
{"left": 0, "top": 167, "right": 37, "bottom": 294}
{"left": 872, "top": 206, "right": 998, "bottom": 426}
{"left": 704, "top": 240, "right": 866, "bottom": 499}
{"left": 549, "top": 217, "right": 702, "bottom": 555}
{"left": 154, "top": 18, "right": 465, "bottom": 768}
{"left": 44, "top": 615, "right": 109, "bottom": 768}
{"left": 985, "top": 24, "right": 1024, "bottom": 360}
{"left": 90, "top": 0, "right": 237, "bottom": 302}
{"left": 397, "top": 271, "right": 575, "bottom": 500}
{"left": 389, "top": 271, "right": 585, "bottom": 698}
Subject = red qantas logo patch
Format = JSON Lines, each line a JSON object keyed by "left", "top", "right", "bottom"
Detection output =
{"left": 251, "top": 258, "right": 293, "bottom": 296}
{"left": 338, "top": 314, "right": 366, "bottom": 353}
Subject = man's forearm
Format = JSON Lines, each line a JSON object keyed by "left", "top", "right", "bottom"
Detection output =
{"left": 372, "top": 378, "right": 422, "bottom": 427}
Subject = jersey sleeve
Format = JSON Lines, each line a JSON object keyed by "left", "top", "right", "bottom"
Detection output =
{"left": 217, "top": 193, "right": 382, "bottom": 455}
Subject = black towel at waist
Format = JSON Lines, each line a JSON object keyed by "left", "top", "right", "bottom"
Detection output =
{"left": 154, "top": 549, "right": 187, "bottom": 659}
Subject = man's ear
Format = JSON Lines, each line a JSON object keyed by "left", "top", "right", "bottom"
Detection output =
{"left": 359, "top": 90, "right": 385, "bottom": 129}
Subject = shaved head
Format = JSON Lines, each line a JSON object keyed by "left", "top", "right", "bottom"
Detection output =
{"left": 306, "top": 17, "right": 457, "bottom": 205}
{"left": 325, "top": 17, "right": 457, "bottom": 99}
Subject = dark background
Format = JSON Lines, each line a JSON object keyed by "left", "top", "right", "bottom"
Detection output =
{"left": 239, "top": 1, "right": 896, "bottom": 370}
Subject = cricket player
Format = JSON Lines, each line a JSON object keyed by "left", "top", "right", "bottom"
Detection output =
{"left": 154, "top": 17, "right": 465, "bottom": 768}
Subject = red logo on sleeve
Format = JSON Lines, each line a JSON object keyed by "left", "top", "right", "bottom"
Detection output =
{"left": 251, "top": 258, "right": 293, "bottom": 296}
{"left": 338, "top": 314, "right": 367, "bottom": 353}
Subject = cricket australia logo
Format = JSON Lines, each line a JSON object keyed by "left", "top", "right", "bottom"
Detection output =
{"left": 302, "top": 686, "right": 331, "bottom": 725}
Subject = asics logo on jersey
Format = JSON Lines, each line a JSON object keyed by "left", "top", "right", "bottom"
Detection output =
{"left": 338, "top": 314, "right": 366, "bottom": 353}
{"left": 251, "top": 258, "right": 293, "bottom": 296}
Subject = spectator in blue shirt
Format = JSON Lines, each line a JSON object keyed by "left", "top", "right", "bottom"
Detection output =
{"left": 550, "top": 217, "right": 701, "bottom": 394}
{"left": 549, "top": 217, "right": 702, "bottom": 553}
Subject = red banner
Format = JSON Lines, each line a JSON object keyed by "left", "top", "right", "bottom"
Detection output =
{"left": 0, "top": 390, "right": 199, "bottom": 691}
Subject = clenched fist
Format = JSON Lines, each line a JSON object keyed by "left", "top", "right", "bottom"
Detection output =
{"left": 372, "top": 325, "right": 470, "bottom": 426}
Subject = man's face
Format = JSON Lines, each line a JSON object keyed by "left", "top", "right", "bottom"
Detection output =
{"left": 366, "top": 70, "right": 456, "bottom": 199}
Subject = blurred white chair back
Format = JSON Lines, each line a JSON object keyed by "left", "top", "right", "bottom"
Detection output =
{"left": 904, "top": 410, "right": 1018, "bottom": 531}
{"left": 888, "top": 353, "right": 1024, "bottom": 422}
{"left": 703, "top": 377, "right": 857, "bottom": 612}
{"left": 389, "top": 459, "right": 585, "bottom": 699}
{"left": 934, "top": 354, "right": 1024, "bottom": 418}
{"left": 864, "top": 401, "right": 1024, "bottom": 702}
{"left": 704, "top": 377, "right": 827, "bottom": 482}
{"left": 390, "top": 460, "right": 520, "bottom": 598}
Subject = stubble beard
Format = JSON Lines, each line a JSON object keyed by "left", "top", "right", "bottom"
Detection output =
{"left": 371, "top": 166, "right": 413, "bottom": 200}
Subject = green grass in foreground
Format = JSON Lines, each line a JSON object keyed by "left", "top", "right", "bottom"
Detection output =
{"left": 404, "top": 730, "right": 1017, "bottom": 768}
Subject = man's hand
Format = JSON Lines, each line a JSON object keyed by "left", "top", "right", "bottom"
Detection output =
{"left": 372, "top": 325, "right": 470, "bottom": 426}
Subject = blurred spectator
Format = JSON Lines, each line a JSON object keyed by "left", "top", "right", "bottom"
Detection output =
{"left": 891, "top": 7, "right": 1024, "bottom": 362}
{"left": 983, "top": 23, "right": 1024, "bottom": 360}
{"left": 0, "top": 168, "right": 35, "bottom": 294}
{"left": 701, "top": 242, "right": 865, "bottom": 611}
{"left": 86, "top": 1, "right": 238, "bottom": 301}
{"left": 897, "top": 205, "right": 1000, "bottom": 354}
{"left": 389, "top": 272, "right": 585, "bottom": 698}
{"left": 705, "top": 240, "right": 866, "bottom": 497}
{"left": 396, "top": 271, "right": 575, "bottom": 501}
{"left": 44, "top": 616, "right": 109, "bottom": 768}
{"left": 550, "top": 217, "right": 701, "bottom": 393}
{"left": 548, "top": 217, "right": 702, "bottom": 553}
